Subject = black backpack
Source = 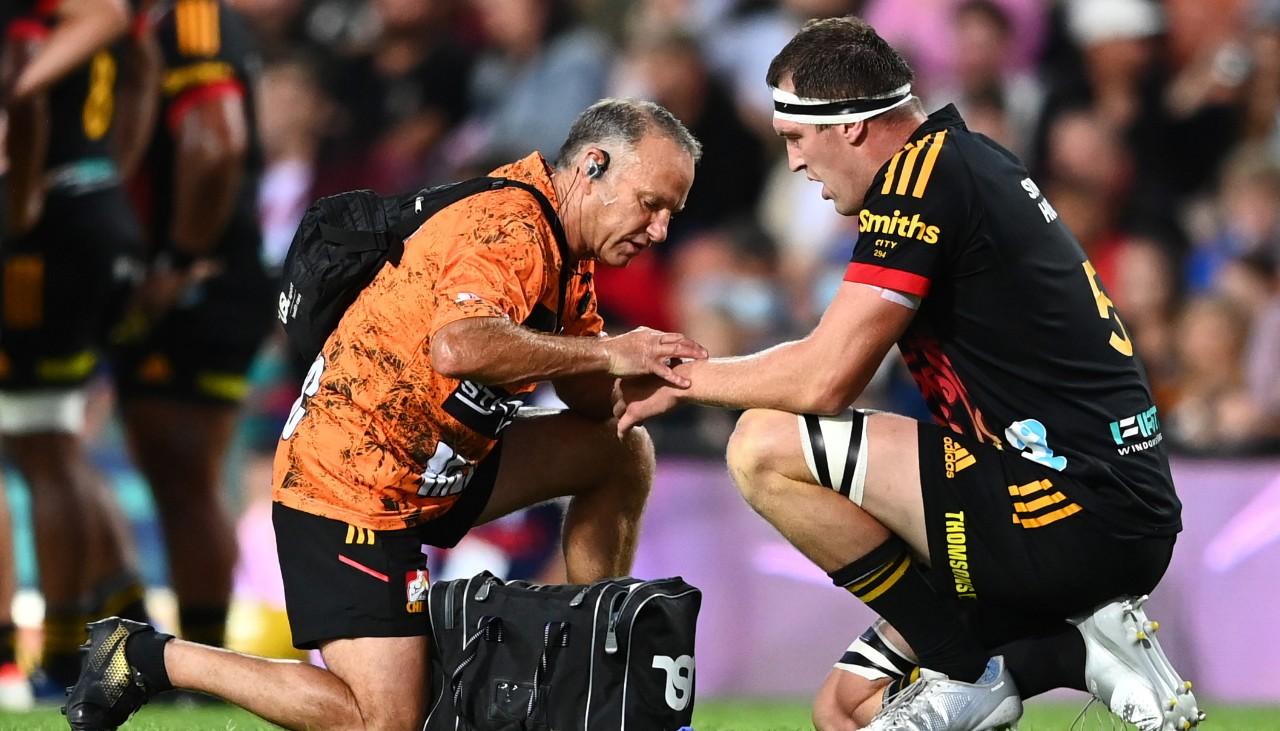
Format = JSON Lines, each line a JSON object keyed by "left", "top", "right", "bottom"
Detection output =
{"left": 276, "top": 177, "right": 570, "bottom": 363}
{"left": 426, "top": 571, "right": 701, "bottom": 731}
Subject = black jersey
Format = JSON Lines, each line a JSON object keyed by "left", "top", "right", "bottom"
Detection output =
{"left": 846, "top": 105, "right": 1180, "bottom": 538}
{"left": 139, "top": 0, "right": 262, "bottom": 270}
{"left": 5, "top": 0, "right": 124, "bottom": 193}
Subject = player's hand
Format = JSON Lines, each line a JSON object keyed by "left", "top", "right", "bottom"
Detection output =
{"left": 612, "top": 375, "right": 681, "bottom": 435}
{"left": 133, "top": 259, "right": 221, "bottom": 321}
{"left": 602, "top": 327, "right": 708, "bottom": 388}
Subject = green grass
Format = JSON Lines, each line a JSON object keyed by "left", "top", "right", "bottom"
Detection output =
{"left": 2, "top": 699, "right": 1277, "bottom": 730}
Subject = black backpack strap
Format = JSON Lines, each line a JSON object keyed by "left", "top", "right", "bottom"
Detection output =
{"left": 389, "top": 176, "right": 574, "bottom": 332}
{"left": 492, "top": 178, "right": 574, "bottom": 333}
{"left": 317, "top": 222, "right": 384, "bottom": 251}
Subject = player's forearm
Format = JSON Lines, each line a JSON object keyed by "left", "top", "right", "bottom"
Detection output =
{"left": 432, "top": 318, "right": 610, "bottom": 385}
{"left": 9, "top": 0, "right": 128, "bottom": 102}
{"left": 4, "top": 92, "right": 50, "bottom": 234}
{"left": 112, "top": 33, "right": 160, "bottom": 178}
{"left": 553, "top": 372, "right": 617, "bottom": 421}
{"left": 169, "top": 117, "right": 245, "bottom": 256}
{"left": 678, "top": 337, "right": 876, "bottom": 415}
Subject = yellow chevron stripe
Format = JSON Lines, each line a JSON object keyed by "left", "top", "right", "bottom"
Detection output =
{"left": 204, "top": 0, "right": 221, "bottom": 55}
{"left": 857, "top": 555, "right": 913, "bottom": 603}
{"left": 1008, "top": 478, "right": 1053, "bottom": 498}
{"left": 176, "top": 1, "right": 194, "bottom": 54}
{"left": 881, "top": 150, "right": 905, "bottom": 195}
{"left": 36, "top": 350, "right": 97, "bottom": 381}
{"left": 345, "top": 524, "right": 356, "bottom": 544}
{"left": 845, "top": 557, "right": 898, "bottom": 595}
{"left": 1013, "top": 491, "right": 1069, "bottom": 513}
{"left": 895, "top": 134, "right": 931, "bottom": 196}
{"left": 162, "top": 61, "right": 234, "bottom": 96}
{"left": 911, "top": 130, "right": 947, "bottom": 198}
{"left": 1013, "top": 503, "right": 1082, "bottom": 528}
{"left": 366, "top": 528, "right": 375, "bottom": 545}
{"left": 200, "top": 0, "right": 212, "bottom": 54}
{"left": 3, "top": 255, "right": 43, "bottom": 328}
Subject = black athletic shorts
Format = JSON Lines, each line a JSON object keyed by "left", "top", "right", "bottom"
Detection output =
{"left": 0, "top": 187, "right": 143, "bottom": 391}
{"left": 273, "top": 442, "right": 503, "bottom": 649}
{"left": 917, "top": 421, "right": 1174, "bottom": 646}
{"left": 112, "top": 253, "right": 276, "bottom": 405}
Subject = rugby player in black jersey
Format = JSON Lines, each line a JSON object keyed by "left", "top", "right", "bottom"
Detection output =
{"left": 111, "top": 0, "right": 274, "bottom": 653}
{"left": 0, "top": 0, "right": 152, "bottom": 697}
{"left": 616, "top": 17, "right": 1200, "bottom": 731}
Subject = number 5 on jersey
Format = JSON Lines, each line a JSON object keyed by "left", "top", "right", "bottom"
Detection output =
{"left": 282, "top": 355, "right": 325, "bottom": 439}
{"left": 1082, "top": 261, "right": 1133, "bottom": 357}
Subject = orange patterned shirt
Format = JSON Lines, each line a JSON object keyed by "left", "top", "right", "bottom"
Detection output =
{"left": 273, "top": 153, "right": 603, "bottom": 529}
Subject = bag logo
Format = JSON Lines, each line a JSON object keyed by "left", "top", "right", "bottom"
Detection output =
{"left": 278, "top": 282, "right": 302, "bottom": 324}
{"left": 651, "top": 654, "right": 694, "bottom": 711}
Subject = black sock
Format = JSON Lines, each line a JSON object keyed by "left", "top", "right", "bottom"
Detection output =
{"left": 179, "top": 605, "right": 228, "bottom": 648}
{"left": 0, "top": 623, "right": 16, "bottom": 666}
{"left": 124, "top": 628, "right": 175, "bottom": 693}
{"left": 42, "top": 607, "right": 88, "bottom": 686}
{"left": 998, "top": 625, "right": 1087, "bottom": 697}
{"left": 91, "top": 574, "right": 150, "bottom": 624}
{"left": 829, "top": 536, "right": 987, "bottom": 682}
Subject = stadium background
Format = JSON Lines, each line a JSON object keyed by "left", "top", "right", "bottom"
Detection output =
{"left": 5, "top": 0, "right": 1280, "bottom": 726}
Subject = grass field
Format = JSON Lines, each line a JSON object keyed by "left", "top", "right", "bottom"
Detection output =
{"left": 3, "top": 699, "right": 1279, "bottom": 730}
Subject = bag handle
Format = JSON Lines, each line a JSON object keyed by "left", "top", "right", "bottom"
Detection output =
{"left": 450, "top": 615, "right": 504, "bottom": 726}
{"left": 525, "top": 621, "right": 570, "bottom": 721}
{"left": 447, "top": 618, "right": 570, "bottom": 729}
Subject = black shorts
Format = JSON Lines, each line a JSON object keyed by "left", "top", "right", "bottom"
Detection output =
{"left": 273, "top": 442, "right": 503, "bottom": 649}
{"left": 0, "top": 188, "right": 143, "bottom": 391}
{"left": 112, "top": 255, "right": 276, "bottom": 405}
{"left": 917, "top": 421, "right": 1174, "bottom": 646}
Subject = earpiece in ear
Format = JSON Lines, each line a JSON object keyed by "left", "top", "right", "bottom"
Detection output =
{"left": 586, "top": 150, "right": 610, "bottom": 179}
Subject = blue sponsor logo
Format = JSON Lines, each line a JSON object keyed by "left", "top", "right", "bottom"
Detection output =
{"left": 1110, "top": 406, "right": 1162, "bottom": 455}
{"left": 1005, "top": 418, "right": 1068, "bottom": 472}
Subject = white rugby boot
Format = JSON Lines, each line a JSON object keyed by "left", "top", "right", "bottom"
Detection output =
{"left": 865, "top": 655, "right": 1023, "bottom": 731}
{"left": 1070, "top": 595, "right": 1203, "bottom": 731}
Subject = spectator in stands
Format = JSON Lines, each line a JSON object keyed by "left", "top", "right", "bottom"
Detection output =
{"left": 1241, "top": 253, "right": 1280, "bottom": 445}
{"left": 1041, "top": 109, "right": 1134, "bottom": 278}
{"left": 1111, "top": 234, "right": 1181, "bottom": 409}
{"left": 1187, "top": 146, "right": 1280, "bottom": 291}
{"left": 1167, "top": 295, "right": 1263, "bottom": 453}
{"left": 257, "top": 54, "right": 334, "bottom": 268}
{"left": 928, "top": 0, "right": 1042, "bottom": 158}
{"left": 323, "top": 0, "right": 473, "bottom": 193}
{"left": 459, "top": 0, "right": 610, "bottom": 164}
{"left": 706, "top": 0, "right": 862, "bottom": 138}
{"left": 594, "top": 29, "right": 768, "bottom": 333}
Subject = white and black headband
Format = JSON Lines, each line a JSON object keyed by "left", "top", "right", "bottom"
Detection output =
{"left": 772, "top": 84, "right": 913, "bottom": 124}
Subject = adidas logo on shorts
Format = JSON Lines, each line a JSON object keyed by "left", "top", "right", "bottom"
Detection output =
{"left": 943, "top": 437, "right": 976, "bottom": 478}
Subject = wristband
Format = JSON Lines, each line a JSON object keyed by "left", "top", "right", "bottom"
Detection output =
{"left": 154, "top": 247, "right": 204, "bottom": 272}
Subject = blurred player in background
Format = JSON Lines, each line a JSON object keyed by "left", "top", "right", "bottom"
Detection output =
{"left": 113, "top": 0, "right": 274, "bottom": 652}
{"left": 0, "top": 0, "right": 152, "bottom": 698}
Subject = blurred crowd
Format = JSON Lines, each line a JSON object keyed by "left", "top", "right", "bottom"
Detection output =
{"left": 235, "top": 0, "right": 1280, "bottom": 457}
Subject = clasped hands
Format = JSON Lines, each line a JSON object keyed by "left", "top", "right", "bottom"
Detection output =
{"left": 600, "top": 327, "right": 707, "bottom": 436}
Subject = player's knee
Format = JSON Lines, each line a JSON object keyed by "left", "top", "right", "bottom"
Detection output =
{"left": 349, "top": 691, "right": 424, "bottom": 731}
{"left": 813, "top": 686, "right": 858, "bottom": 731}
{"left": 614, "top": 424, "right": 655, "bottom": 503}
{"left": 726, "top": 409, "right": 785, "bottom": 470}
{"left": 620, "top": 423, "right": 655, "bottom": 473}
{"left": 725, "top": 409, "right": 789, "bottom": 497}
